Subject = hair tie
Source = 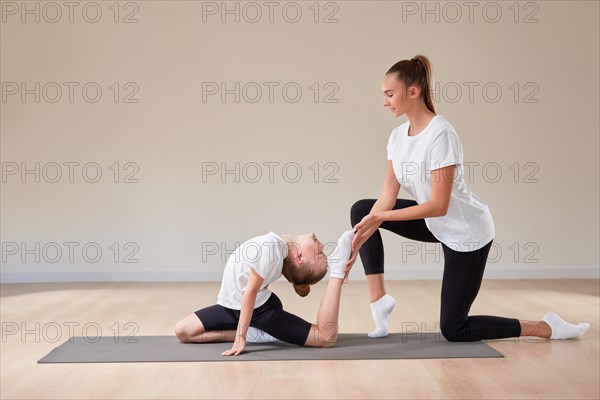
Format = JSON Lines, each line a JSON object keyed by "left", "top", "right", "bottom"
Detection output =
{"left": 411, "top": 58, "right": 421, "bottom": 65}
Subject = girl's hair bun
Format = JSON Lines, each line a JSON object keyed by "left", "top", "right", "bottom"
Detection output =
{"left": 293, "top": 283, "right": 310, "bottom": 297}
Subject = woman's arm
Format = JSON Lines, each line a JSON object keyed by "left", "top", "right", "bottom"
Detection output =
{"left": 378, "top": 165, "right": 455, "bottom": 221}
{"left": 371, "top": 160, "right": 401, "bottom": 214}
{"left": 344, "top": 161, "right": 400, "bottom": 279}
{"left": 351, "top": 160, "right": 401, "bottom": 251}
{"left": 356, "top": 164, "right": 455, "bottom": 234}
{"left": 345, "top": 165, "right": 455, "bottom": 277}
{"left": 221, "top": 268, "right": 264, "bottom": 356}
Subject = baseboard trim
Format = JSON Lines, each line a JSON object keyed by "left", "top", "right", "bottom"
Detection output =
{"left": 379, "top": 266, "right": 600, "bottom": 280}
{"left": 1, "top": 266, "right": 598, "bottom": 283}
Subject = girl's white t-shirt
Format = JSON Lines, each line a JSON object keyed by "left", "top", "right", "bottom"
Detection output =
{"left": 217, "top": 231, "right": 288, "bottom": 310}
{"left": 386, "top": 115, "right": 495, "bottom": 251}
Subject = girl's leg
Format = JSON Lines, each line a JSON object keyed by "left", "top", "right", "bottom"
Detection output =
{"left": 439, "top": 240, "right": 523, "bottom": 341}
{"left": 350, "top": 198, "right": 439, "bottom": 337}
{"left": 302, "top": 230, "right": 354, "bottom": 346}
{"left": 250, "top": 232, "right": 353, "bottom": 348}
{"left": 248, "top": 293, "right": 315, "bottom": 347}
{"left": 175, "top": 304, "right": 238, "bottom": 343}
{"left": 248, "top": 283, "right": 345, "bottom": 348}
{"left": 304, "top": 277, "right": 345, "bottom": 347}
{"left": 174, "top": 313, "right": 237, "bottom": 342}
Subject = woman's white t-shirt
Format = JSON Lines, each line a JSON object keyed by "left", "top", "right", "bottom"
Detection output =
{"left": 217, "top": 231, "right": 288, "bottom": 310}
{"left": 386, "top": 115, "right": 495, "bottom": 251}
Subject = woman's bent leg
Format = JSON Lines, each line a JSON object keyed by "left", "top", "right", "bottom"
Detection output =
{"left": 439, "top": 240, "right": 522, "bottom": 341}
{"left": 351, "top": 198, "right": 439, "bottom": 337}
{"left": 351, "top": 199, "right": 439, "bottom": 294}
{"left": 439, "top": 242, "right": 589, "bottom": 341}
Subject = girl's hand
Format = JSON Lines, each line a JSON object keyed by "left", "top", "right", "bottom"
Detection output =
{"left": 222, "top": 338, "right": 246, "bottom": 356}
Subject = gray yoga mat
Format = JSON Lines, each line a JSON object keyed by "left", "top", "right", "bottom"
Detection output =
{"left": 38, "top": 333, "right": 503, "bottom": 363}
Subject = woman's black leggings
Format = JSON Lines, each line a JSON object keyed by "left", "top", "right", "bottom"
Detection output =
{"left": 351, "top": 199, "right": 522, "bottom": 342}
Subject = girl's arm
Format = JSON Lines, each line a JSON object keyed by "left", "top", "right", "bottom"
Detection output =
{"left": 222, "top": 268, "right": 264, "bottom": 356}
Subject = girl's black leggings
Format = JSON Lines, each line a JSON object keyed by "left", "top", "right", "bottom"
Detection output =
{"left": 351, "top": 198, "right": 522, "bottom": 342}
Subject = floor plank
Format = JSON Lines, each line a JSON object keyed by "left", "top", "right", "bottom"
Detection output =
{"left": 1, "top": 279, "right": 598, "bottom": 399}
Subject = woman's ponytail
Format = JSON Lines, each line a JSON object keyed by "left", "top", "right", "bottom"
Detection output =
{"left": 386, "top": 54, "right": 436, "bottom": 114}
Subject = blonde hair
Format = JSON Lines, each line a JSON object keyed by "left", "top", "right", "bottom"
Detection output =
{"left": 386, "top": 54, "right": 436, "bottom": 113}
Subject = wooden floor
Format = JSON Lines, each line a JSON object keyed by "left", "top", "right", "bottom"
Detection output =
{"left": 1, "top": 279, "right": 598, "bottom": 399}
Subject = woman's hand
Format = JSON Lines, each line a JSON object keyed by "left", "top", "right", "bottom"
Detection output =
{"left": 343, "top": 212, "right": 384, "bottom": 283}
{"left": 353, "top": 212, "right": 385, "bottom": 250}
{"left": 222, "top": 337, "right": 246, "bottom": 356}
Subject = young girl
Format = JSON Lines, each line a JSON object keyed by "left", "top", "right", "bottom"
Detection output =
{"left": 344, "top": 54, "right": 590, "bottom": 342}
{"left": 175, "top": 229, "right": 354, "bottom": 356}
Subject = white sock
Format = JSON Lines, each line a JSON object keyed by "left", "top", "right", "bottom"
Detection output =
{"left": 542, "top": 312, "right": 590, "bottom": 340}
{"left": 246, "top": 327, "right": 278, "bottom": 343}
{"left": 328, "top": 230, "right": 355, "bottom": 279}
{"left": 368, "top": 294, "right": 396, "bottom": 338}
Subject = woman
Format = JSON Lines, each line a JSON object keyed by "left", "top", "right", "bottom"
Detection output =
{"left": 175, "top": 229, "right": 354, "bottom": 355}
{"left": 344, "top": 55, "right": 590, "bottom": 342}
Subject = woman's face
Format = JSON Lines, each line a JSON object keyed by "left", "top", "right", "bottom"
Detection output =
{"left": 296, "top": 232, "right": 328, "bottom": 275}
{"left": 381, "top": 73, "right": 417, "bottom": 117}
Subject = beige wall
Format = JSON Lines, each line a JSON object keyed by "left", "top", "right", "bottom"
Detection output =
{"left": 1, "top": 0, "right": 598, "bottom": 282}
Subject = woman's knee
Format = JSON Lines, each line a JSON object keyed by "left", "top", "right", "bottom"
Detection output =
{"left": 351, "top": 199, "right": 376, "bottom": 225}
{"left": 440, "top": 320, "right": 469, "bottom": 342}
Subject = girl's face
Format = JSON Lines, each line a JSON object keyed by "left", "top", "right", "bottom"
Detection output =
{"left": 296, "top": 232, "right": 328, "bottom": 275}
{"left": 381, "top": 73, "right": 418, "bottom": 118}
